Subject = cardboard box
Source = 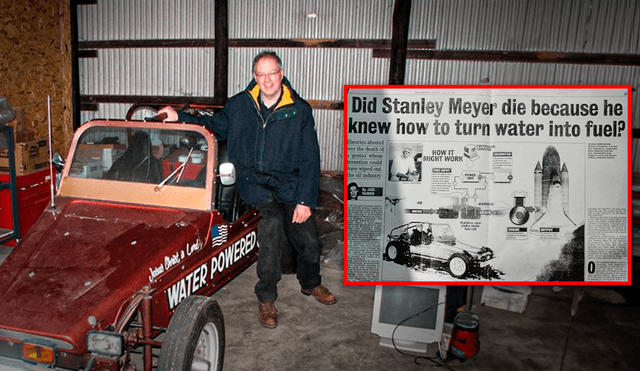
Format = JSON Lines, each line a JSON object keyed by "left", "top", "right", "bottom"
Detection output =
{"left": 75, "top": 143, "right": 126, "bottom": 171}
{"left": 15, "top": 130, "right": 36, "bottom": 143}
{"left": 2, "top": 110, "right": 34, "bottom": 143}
{"left": 69, "top": 160, "right": 103, "bottom": 179}
{"left": 481, "top": 285, "right": 533, "bottom": 313}
{"left": 0, "top": 138, "right": 50, "bottom": 176}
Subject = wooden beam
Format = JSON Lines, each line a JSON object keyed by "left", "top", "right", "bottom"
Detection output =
{"left": 78, "top": 50, "right": 97, "bottom": 58}
{"left": 306, "top": 100, "right": 344, "bottom": 110}
{"left": 80, "top": 102, "right": 98, "bottom": 111}
{"left": 388, "top": 0, "right": 412, "bottom": 85}
{"left": 80, "top": 95, "right": 343, "bottom": 111}
{"left": 230, "top": 39, "right": 434, "bottom": 49}
{"left": 78, "top": 39, "right": 435, "bottom": 50}
{"left": 373, "top": 49, "right": 640, "bottom": 66}
{"left": 81, "top": 95, "right": 214, "bottom": 105}
{"left": 71, "top": 1, "right": 82, "bottom": 130}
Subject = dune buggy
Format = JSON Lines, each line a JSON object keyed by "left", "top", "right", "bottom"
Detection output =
{"left": 384, "top": 221, "right": 495, "bottom": 279}
{"left": 0, "top": 119, "right": 258, "bottom": 370}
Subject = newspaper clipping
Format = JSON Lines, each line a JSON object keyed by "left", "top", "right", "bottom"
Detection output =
{"left": 345, "top": 86, "right": 630, "bottom": 284}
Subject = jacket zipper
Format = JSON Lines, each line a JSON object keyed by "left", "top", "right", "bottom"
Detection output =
{"left": 252, "top": 99, "right": 272, "bottom": 173}
{"left": 250, "top": 91, "right": 294, "bottom": 173}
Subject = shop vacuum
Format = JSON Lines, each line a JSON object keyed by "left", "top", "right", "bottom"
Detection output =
{"left": 439, "top": 311, "right": 480, "bottom": 362}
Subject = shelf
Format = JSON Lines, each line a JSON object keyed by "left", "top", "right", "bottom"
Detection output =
{"left": 0, "top": 125, "right": 20, "bottom": 244}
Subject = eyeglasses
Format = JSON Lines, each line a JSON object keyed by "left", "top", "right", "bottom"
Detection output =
{"left": 255, "top": 69, "right": 281, "bottom": 80}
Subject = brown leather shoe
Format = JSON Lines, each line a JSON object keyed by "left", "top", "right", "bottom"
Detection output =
{"left": 258, "top": 302, "right": 278, "bottom": 329}
{"left": 301, "top": 285, "right": 337, "bottom": 305}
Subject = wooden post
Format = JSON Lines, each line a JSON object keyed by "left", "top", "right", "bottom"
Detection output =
{"left": 388, "top": 0, "right": 412, "bottom": 85}
{"left": 214, "top": 0, "right": 229, "bottom": 106}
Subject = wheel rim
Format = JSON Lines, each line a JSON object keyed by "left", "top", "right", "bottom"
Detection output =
{"left": 191, "top": 322, "right": 219, "bottom": 371}
{"left": 449, "top": 257, "right": 467, "bottom": 276}
{"left": 388, "top": 246, "right": 398, "bottom": 260}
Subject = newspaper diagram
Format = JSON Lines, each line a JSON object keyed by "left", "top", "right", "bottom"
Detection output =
{"left": 345, "top": 86, "right": 630, "bottom": 284}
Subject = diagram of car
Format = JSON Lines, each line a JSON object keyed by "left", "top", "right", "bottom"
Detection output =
{"left": 0, "top": 119, "right": 259, "bottom": 371}
{"left": 383, "top": 221, "right": 496, "bottom": 279}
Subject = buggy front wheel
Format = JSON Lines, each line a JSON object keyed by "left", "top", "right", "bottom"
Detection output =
{"left": 158, "top": 296, "right": 225, "bottom": 371}
{"left": 447, "top": 253, "right": 471, "bottom": 279}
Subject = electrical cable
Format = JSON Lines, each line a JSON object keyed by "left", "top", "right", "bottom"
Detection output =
{"left": 390, "top": 301, "right": 458, "bottom": 370}
{"left": 558, "top": 311, "right": 577, "bottom": 371}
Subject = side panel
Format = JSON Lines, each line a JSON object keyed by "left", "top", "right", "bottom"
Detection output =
{"left": 150, "top": 209, "right": 260, "bottom": 325}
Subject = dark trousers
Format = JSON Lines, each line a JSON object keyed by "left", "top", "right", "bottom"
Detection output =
{"left": 255, "top": 200, "right": 322, "bottom": 303}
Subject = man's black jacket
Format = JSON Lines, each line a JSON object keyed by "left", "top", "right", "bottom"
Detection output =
{"left": 179, "top": 78, "right": 321, "bottom": 208}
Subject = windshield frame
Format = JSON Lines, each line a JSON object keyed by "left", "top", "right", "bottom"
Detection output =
{"left": 57, "top": 120, "right": 218, "bottom": 211}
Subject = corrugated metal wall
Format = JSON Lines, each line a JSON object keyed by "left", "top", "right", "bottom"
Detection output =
{"left": 77, "top": 0, "right": 640, "bottom": 173}
{"left": 411, "top": 0, "right": 640, "bottom": 53}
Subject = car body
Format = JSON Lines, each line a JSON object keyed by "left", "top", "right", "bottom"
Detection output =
{"left": 384, "top": 221, "right": 495, "bottom": 279}
{"left": 0, "top": 119, "right": 259, "bottom": 370}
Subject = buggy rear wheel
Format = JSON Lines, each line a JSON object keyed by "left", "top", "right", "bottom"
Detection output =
{"left": 158, "top": 296, "right": 225, "bottom": 371}
{"left": 385, "top": 242, "right": 408, "bottom": 264}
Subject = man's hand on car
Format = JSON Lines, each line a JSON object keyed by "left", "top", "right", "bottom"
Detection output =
{"left": 158, "top": 106, "right": 179, "bottom": 121}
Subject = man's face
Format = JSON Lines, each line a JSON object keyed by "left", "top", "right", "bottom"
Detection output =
{"left": 254, "top": 57, "right": 284, "bottom": 100}
{"left": 402, "top": 148, "right": 412, "bottom": 159}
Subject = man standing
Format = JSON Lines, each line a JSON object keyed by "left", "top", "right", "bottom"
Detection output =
{"left": 159, "top": 51, "right": 336, "bottom": 329}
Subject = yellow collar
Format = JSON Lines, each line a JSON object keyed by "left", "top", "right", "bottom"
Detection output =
{"left": 249, "top": 84, "right": 295, "bottom": 110}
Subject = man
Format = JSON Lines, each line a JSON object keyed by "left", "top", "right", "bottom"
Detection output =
{"left": 390, "top": 147, "right": 417, "bottom": 181}
{"left": 159, "top": 51, "right": 336, "bottom": 329}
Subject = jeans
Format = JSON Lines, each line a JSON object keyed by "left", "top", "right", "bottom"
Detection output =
{"left": 254, "top": 200, "right": 322, "bottom": 303}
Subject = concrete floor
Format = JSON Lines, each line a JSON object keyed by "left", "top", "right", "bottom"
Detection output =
{"left": 213, "top": 260, "right": 640, "bottom": 371}
{"left": 1, "top": 245, "right": 639, "bottom": 371}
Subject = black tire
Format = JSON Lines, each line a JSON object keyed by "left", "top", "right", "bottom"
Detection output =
{"left": 447, "top": 253, "right": 471, "bottom": 279}
{"left": 385, "top": 242, "right": 408, "bottom": 264}
{"left": 158, "top": 296, "right": 225, "bottom": 371}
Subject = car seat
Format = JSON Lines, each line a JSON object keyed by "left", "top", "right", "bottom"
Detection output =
{"left": 104, "top": 131, "right": 163, "bottom": 184}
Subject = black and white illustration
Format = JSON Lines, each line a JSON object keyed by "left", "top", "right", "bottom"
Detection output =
{"left": 347, "top": 87, "right": 629, "bottom": 284}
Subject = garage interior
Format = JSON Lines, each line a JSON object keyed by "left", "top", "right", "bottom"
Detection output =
{"left": 1, "top": 0, "right": 640, "bottom": 370}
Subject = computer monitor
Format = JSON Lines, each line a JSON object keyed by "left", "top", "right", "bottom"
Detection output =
{"left": 371, "top": 285, "right": 446, "bottom": 354}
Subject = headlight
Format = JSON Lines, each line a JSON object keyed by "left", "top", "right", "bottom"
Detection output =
{"left": 86, "top": 331, "right": 124, "bottom": 357}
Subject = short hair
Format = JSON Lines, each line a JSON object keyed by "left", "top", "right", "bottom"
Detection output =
{"left": 252, "top": 51, "right": 283, "bottom": 73}
{"left": 348, "top": 182, "right": 358, "bottom": 190}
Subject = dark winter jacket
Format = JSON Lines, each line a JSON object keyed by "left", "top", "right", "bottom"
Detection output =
{"left": 178, "top": 79, "right": 321, "bottom": 208}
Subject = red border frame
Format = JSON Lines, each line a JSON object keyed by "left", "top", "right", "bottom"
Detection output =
{"left": 343, "top": 84, "right": 632, "bottom": 286}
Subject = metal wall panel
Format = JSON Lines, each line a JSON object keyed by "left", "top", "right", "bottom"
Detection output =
{"left": 81, "top": 47, "right": 390, "bottom": 100}
{"left": 78, "top": 0, "right": 216, "bottom": 40}
{"left": 409, "top": 0, "right": 640, "bottom": 53}
{"left": 229, "top": 48, "right": 389, "bottom": 98}
{"left": 229, "top": 0, "right": 394, "bottom": 39}
{"left": 79, "top": 48, "right": 215, "bottom": 96}
{"left": 404, "top": 60, "right": 639, "bottom": 128}
{"left": 77, "top": 0, "right": 640, "bottom": 173}
{"left": 314, "top": 110, "right": 344, "bottom": 172}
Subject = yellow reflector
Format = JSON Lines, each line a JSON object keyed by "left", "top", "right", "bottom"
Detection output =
{"left": 22, "top": 343, "right": 55, "bottom": 364}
